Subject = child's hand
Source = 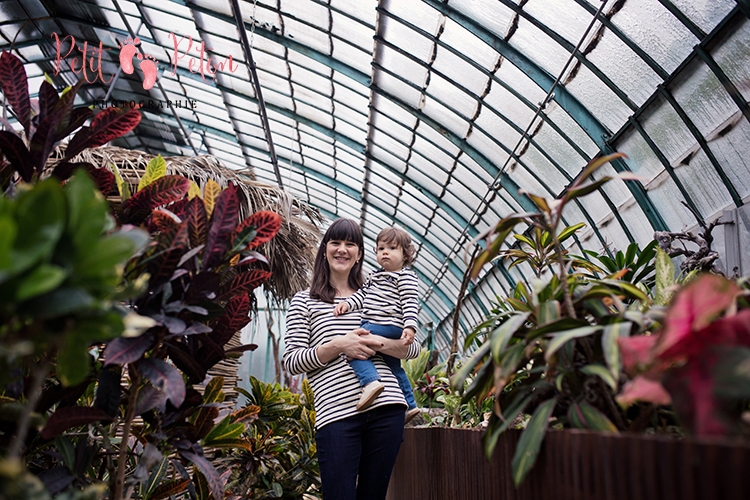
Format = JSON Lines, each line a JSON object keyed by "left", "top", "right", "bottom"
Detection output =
{"left": 401, "top": 327, "right": 416, "bottom": 345}
{"left": 333, "top": 302, "right": 349, "bottom": 316}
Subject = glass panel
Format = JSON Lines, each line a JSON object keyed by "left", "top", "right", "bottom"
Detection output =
{"left": 330, "top": 0, "right": 377, "bottom": 24}
{"left": 671, "top": 59, "right": 738, "bottom": 137}
{"left": 586, "top": 29, "right": 661, "bottom": 107}
{"left": 380, "top": 14, "right": 436, "bottom": 62}
{"left": 563, "top": 63, "right": 631, "bottom": 133}
{"left": 706, "top": 122, "right": 750, "bottom": 202}
{"left": 525, "top": 0, "right": 594, "bottom": 46}
{"left": 280, "top": 16, "right": 330, "bottom": 54}
{"left": 465, "top": 128, "right": 511, "bottom": 170}
{"left": 510, "top": 16, "right": 571, "bottom": 79}
{"left": 331, "top": 39, "right": 371, "bottom": 76}
{"left": 448, "top": 0, "right": 516, "bottom": 40}
{"left": 281, "top": 0, "right": 329, "bottom": 29}
{"left": 431, "top": 46, "right": 490, "bottom": 99}
{"left": 376, "top": 73, "right": 425, "bottom": 109}
{"left": 440, "top": 18, "right": 501, "bottom": 72}
{"left": 387, "top": 0, "right": 444, "bottom": 35}
{"left": 712, "top": 17, "right": 750, "bottom": 102}
{"left": 331, "top": 12, "right": 373, "bottom": 52}
{"left": 669, "top": 0, "right": 736, "bottom": 34}
{"left": 610, "top": 0, "right": 696, "bottom": 74}
{"left": 521, "top": 145, "right": 568, "bottom": 197}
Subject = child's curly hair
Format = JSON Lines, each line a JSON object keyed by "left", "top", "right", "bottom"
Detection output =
{"left": 376, "top": 226, "right": 416, "bottom": 266}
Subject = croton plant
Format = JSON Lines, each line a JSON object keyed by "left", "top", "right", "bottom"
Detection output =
{"left": 0, "top": 49, "right": 283, "bottom": 500}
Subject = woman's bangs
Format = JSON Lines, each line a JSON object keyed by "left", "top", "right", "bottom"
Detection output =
{"left": 325, "top": 220, "right": 362, "bottom": 245}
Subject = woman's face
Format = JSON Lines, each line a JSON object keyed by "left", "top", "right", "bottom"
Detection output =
{"left": 326, "top": 238, "right": 362, "bottom": 276}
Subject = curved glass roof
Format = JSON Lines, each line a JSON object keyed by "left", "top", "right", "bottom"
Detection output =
{"left": 2, "top": 0, "right": 749, "bottom": 354}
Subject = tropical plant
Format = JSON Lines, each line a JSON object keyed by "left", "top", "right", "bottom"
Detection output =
{"left": 616, "top": 273, "right": 750, "bottom": 437}
{"left": 453, "top": 153, "right": 655, "bottom": 486}
{"left": 0, "top": 50, "right": 284, "bottom": 497}
{"left": 0, "top": 50, "right": 140, "bottom": 191}
{"left": 92, "top": 173, "right": 280, "bottom": 499}
{"left": 403, "top": 348, "right": 446, "bottom": 409}
{"left": 578, "top": 239, "right": 658, "bottom": 286}
{"left": 225, "top": 376, "right": 320, "bottom": 499}
{"left": 500, "top": 223, "right": 599, "bottom": 278}
{"left": 0, "top": 172, "right": 148, "bottom": 496}
{"left": 13, "top": 174, "right": 281, "bottom": 499}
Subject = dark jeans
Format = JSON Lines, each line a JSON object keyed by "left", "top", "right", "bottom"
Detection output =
{"left": 348, "top": 321, "right": 417, "bottom": 409}
{"left": 316, "top": 404, "right": 405, "bottom": 500}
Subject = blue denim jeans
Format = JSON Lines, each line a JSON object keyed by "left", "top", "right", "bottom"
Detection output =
{"left": 316, "top": 404, "right": 405, "bottom": 500}
{"left": 349, "top": 321, "right": 417, "bottom": 409}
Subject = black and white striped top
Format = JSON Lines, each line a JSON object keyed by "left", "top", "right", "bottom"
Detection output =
{"left": 282, "top": 290, "right": 421, "bottom": 429}
{"left": 345, "top": 267, "right": 419, "bottom": 330}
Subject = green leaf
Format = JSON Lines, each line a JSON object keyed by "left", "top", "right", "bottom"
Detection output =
{"left": 202, "top": 376, "right": 226, "bottom": 404}
{"left": 0, "top": 215, "right": 17, "bottom": 271}
{"left": 654, "top": 247, "right": 675, "bottom": 306}
{"left": 513, "top": 233, "right": 535, "bottom": 247}
{"left": 581, "top": 364, "right": 617, "bottom": 391}
{"left": 594, "top": 279, "right": 650, "bottom": 302}
{"left": 57, "top": 330, "right": 94, "bottom": 386}
{"left": 579, "top": 401, "right": 618, "bottom": 432}
{"left": 497, "top": 342, "right": 527, "bottom": 381}
{"left": 15, "top": 264, "right": 67, "bottom": 301}
{"left": 451, "top": 342, "right": 491, "bottom": 391}
{"left": 482, "top": 392, "right": 535, "bottom": 460}
{"left": 74, "top": 234, "right": 138, "bottom": 281}
{"left": 23, "top": 286, "right": 94, "bottom": 318}
{"left": 490, "top": 312, "right": 530, "bottom": 364}
{"left": 527, "top": 317, "right": 589, "bottom": 341}
{"left": 624, "top": 242, "right": 638, "bottom": 268}
{"left": 111, "top": 162, "right": 130, "bottom": 202}
{"left": 511, "top": 397, "right": 557, "bottom": 487}
{"left": 13, "top": 178, "right": 66, "bottom": 274}
{"left": 142, "top": 457, "right": 170, "bottom": 500}
{"left": 64, "top": 172, "right": 108, "bottom": 247}
{"left": 557, "top": 223, "right": 585, "bottom": 243}
{"left": 203, "top": 417, "right": 244, "bottom": 444}
{"left": 602, "top": 322, "right": 631, "bottom": 382}
{"left": 545, "top": 326, "right": 602, "bottom": 362}
{"left": 138, "top": 154, "right": 167, "bottom": 191}
{"left": 55, "top": 435, "right": 76, "bottom": 471}
{"left": 537, "top": 300, "right": 560, "bottom": 325}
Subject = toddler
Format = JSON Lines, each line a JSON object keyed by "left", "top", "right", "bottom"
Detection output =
{"left": 334, "top": 226, "right": 421, "bottom": 423}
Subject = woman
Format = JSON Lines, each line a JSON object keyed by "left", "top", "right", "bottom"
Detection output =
{"left": 283, "top": 219, "right": 421, "bottom": 500}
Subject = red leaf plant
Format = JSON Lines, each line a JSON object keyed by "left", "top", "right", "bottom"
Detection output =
{"left": 616, "top": 273, "right": 750, "bottom": 436}
{"left": 0, "top": 50, "right": 140, "bottom": 188}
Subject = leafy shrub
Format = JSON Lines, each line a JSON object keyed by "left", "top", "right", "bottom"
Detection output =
{"left": 225, "top": 376, "right": 320, "bottom": 499}
{"left": 0, "top": 49, "right": 283, "bottom": 499}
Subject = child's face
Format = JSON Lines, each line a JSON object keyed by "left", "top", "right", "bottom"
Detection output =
{"left": 375, "top": 239, "right": 405, "bottom": 272}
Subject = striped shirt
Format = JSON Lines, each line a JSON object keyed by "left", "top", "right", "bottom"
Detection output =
{"left": 282, "top": 290, "right": 421, "bottom": 429}
{"left": 345, "top": 267, "right": 420, "bottom": 330}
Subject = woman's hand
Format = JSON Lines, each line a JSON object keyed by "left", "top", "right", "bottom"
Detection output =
{"left": 316, "top": 328, "right": 384, "bottom": 363}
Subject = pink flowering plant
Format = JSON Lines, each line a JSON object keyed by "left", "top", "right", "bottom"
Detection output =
{"left": 617, "top": 273, "right": 750, "bottom": 437}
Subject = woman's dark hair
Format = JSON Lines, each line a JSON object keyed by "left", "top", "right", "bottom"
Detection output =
{"left": 310, "top": 219, "right": 364, "bottom": 302}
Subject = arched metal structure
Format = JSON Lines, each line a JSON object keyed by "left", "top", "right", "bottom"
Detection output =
{"left": 2, "top": 0, "right": 749, "bottom": 354}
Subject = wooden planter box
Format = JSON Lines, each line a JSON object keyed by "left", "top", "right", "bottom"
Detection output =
{"left": 387, "top": 427, "right": 750, "bottom": 500}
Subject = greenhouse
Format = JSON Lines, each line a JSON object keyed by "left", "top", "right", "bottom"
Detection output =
{"left": 0, "top": 0, "right": 749, "bottom": 499}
